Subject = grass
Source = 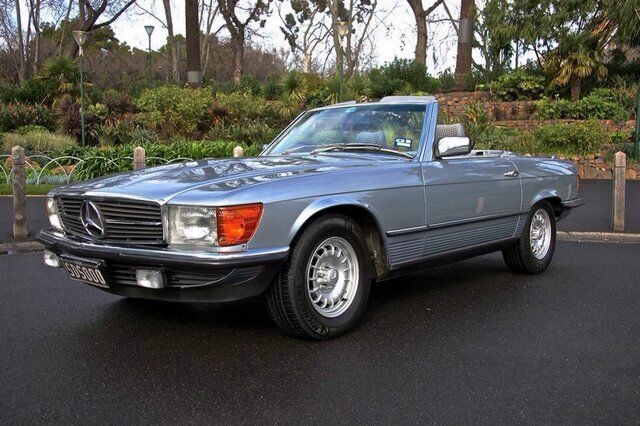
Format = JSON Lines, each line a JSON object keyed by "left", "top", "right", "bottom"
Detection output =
{"left": 0, "top": 184, "right": 57, "bottom": 195}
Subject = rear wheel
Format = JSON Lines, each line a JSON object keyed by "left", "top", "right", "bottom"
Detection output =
{"left": 503, "top": 201, "right": 556, "bottom": 274}
{"left": 266, "top": 214, "right": 372, "bottom": 340}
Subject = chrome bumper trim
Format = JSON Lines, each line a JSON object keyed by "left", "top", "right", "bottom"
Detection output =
{"left": 37, "top": 228, "right": 289, "bottom": 267}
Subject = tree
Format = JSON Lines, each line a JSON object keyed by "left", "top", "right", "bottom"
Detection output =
{"left": 278, "top": 0, "right": 331, "bottom": 73}
{"left": 544, "top": 36, "right": 607, "bottom": 100}
{"left": 453, "top": 0, "right": 474, "bottom": 89}
{"left": 325, "top": 0, "right": 386, "bottom": 76}
{"left": 218, "top": 0, "right": 272, "bottom": 83}
{"left": 474, "top": 0, "right": 512, "bottom": 77}
{"left": 67, "top": 0, "right": 137, "bottom": 58}
{"left": 185, "top": 0, "right": 201, "bottom": 86}
{"left": 405, "top": 0, "right": 443, "bottom": 67}
{"left": 163, "top": 0, "right": 180, "bottom": 83}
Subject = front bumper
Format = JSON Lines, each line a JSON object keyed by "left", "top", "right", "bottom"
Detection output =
{"left": 557, "top": 197, "right": 585, "bottom": 221}
{"left": 37, "top": 228, "right": 288, "bottom": 302}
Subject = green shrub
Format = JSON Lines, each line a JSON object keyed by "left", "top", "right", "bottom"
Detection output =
{"left": 473, "top": 126, "right": 523, "bottom": 152}
{"left": 531, "top": 120, "right": 611, "bottom": 156}
{"left": 490, "top": 68, "right": 546, "bottom": 101}
{"left": 460, "top": 102, "right": 492, "bottom": 140}
{"left": 437, "top": 69, "right": 456, "bottom": 93}
{"left": 0, "top": 102, "right": 55, "bottom": 132}
{"left": 2, "top": 130, "right": 76, "bottom": 154}
{"left": 135, "top": 86, "right": 214, "bottom": 137}
{"left": 207, "top": 91, "right": 282, "bottom": 143}
{"left": 368, "top": 59, "right": 429, "bottom": 98}
{"left": 474, "top": 121, "right": 615, "bottom": 157}
{"left": 90, "top": 120, "right": 157, "bottom": 146}
{"left": 56, "top": 140, "right": 260, "bottom": 180}
{"left": 535, "top": 90, "right": 630, "bottom": 121}
{"left": 0, "top": 79, "right": 51, "bottom": 104}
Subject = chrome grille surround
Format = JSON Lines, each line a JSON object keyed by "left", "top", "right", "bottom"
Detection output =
{"left": 56, "top": 196, "right": 164, "bottom": 246}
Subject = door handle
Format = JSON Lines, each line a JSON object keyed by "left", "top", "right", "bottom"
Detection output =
{"left": 504, "top": 171, "right": 519, "bottom": 177}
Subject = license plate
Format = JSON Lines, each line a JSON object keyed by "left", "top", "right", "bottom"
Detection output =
{"left": 61, "top": 256, "right": 109, "bottom": 288}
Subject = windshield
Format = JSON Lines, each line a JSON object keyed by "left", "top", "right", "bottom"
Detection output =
{"left": 264, "top": 104, "right": 426, "bottom": 158}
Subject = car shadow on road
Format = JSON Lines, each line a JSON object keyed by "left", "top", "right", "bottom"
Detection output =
{"left": 75, "top": 252, "right": 530, "bottom": 343}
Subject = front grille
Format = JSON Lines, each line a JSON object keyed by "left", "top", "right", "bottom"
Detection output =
{"left": 108, "top": 263, "right": 233, "bottom": 288}
{"left": 57, "top": 196, "right": 164, "bottom": 246}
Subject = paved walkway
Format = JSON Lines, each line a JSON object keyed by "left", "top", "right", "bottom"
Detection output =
{"left": 0, "top": 180, "right": 638, "bottom": 243}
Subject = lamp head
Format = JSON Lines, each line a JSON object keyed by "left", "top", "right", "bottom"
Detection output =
{"left": 335, "top": 21, "right": 350, "bottom": 38}
{"left": 72, "top": 31, "right": 88, "bottom": 47}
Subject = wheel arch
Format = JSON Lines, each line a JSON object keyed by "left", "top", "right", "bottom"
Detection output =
{"left": 529, "top": 190, "right": 563, "bottom": 218}
{"left": 289, "top": 198, "right": 390, "bottom": 279}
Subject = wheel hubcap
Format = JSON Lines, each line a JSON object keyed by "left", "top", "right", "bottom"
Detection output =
{"left": 530, "top": 208, "right": 552, "bottom": 260}
{"left": 306, "top": 237, "right": 359, "bottom": 318}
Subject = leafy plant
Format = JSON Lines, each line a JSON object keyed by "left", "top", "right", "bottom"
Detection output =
{"left": 0, "top": 102, "right": 55, "bottom": 132}
{"left": 2, "top": 130, "right": 76, "bottom": 154}
{"left": 368, "top": 59, "right": 429, "bottom": 98}
{"left": 535, "top": 90, "right": 631, "bottom": 121}
{"left": 460, "top": 102, "right": 493, "bottom": 140}
{"left": 531, "top": 120, "right": 611, "bottom": 156}
{"left": 135, "top": 86, "right": 214, "bottom": 137}
{"left": 490, "top": 68, "right": 546, "bottom": 101}
{"left": 56, "top": 140, "right": 261, "bottom": 180}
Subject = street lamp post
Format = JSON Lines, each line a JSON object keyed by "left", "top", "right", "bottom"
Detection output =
{"left": 73, "top": 30, "right": 88, "bottom": 147}
{"left": 145, "top": 25, "right": 155, "bottom": 87}
{"left": 335, "top": 21, "right": 350, "bottom": 103}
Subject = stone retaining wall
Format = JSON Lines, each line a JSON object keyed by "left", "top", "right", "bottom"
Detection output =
{"left": 494, "top": 119, "right": 637, "bottom": 132}
{"left": 436, "top": 91, "right": 536, "bottom": 121}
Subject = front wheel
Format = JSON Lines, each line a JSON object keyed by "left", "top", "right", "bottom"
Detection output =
{"left": 266, "top": 214, "right": 372, "bottom": 340}
{"left": 503, "top": 201, "right": 556, "bottom": 274}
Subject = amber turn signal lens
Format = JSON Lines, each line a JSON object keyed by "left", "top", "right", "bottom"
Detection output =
{"left": 216, "top": 203, "right": 263, "bottom": 246}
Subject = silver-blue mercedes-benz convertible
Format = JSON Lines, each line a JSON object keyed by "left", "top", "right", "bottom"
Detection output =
{"left": 38, "top": 96, "right": 583, "bottom": 339}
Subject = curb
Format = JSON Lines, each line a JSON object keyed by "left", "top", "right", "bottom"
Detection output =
{"left": 0, "top": 241, "right": 44, "bottom": 255}
{"left": 557, "top": 231, "right": 640, "bottom": 243}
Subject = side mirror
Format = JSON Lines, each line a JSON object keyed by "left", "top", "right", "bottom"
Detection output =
{"left": 435, "top": 136, "right": 472, "bottom": 158}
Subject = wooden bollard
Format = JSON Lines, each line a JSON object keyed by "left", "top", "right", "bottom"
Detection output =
{"left": 133, "top": 146, "right": 146, "bottom": 170}
{"left": 12, "top": 145, "right": 28, "bottom": 239}
{"left": 233, "top": 146, "right": 244, "bottom": 158}
{"left": 612, "top": 151, "right": 626, "bottom": 231}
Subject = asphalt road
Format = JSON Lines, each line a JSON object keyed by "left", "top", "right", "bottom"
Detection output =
{"left": 0, "top": 180, "right": 638, "bottom": 244}
{"left": 1, "top": 242, "right": 639, "bottom": 423}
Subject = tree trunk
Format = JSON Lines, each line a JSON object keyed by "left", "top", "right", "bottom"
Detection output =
{"left": 302, "top": 52, "right": 310, "bottom": 73}
{"left": 15, "top": 0, "right": 27, "bottom": 83}
{"left": 327, "top": 0, "right": 342, "bottom": 70}
{"left": 407, "top": 0, "right": 426, "bottom": 66}
{"left": 232, "top": 35, "right": 244, "bottom": 83}
{"left": 570, "top": 75, "right": 581, "bottom": 101}
{"left": 454, "top": 0, "right": 475, "bottom": 90}
{"left": 163, "top": 0, "right": 180, "bottom": 83}
{"left": 185, "top": 0, "right": 201, "bottom": 87}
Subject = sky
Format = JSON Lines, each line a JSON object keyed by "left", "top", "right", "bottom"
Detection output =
{"left": 107, "top": 0, "right": 462, "bottom": 73}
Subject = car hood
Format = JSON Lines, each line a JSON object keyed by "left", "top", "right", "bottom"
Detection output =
{"left": 52, "top": 154, "right": 404, "bottom": 203}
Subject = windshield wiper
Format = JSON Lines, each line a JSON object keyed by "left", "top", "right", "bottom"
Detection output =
{"left": 310, "top": 143, "right": 413, "bottom": 159}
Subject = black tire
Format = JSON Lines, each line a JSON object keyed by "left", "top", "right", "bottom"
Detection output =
{"left": 502, "top": 201, "right": 556, "bottom": 274}
{"left": 266, "top": 214, "right": 372, "bottom": 340}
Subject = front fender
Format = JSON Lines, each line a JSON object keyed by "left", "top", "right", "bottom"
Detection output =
{"left": 288, "top": 195, "right": 385, "bottom": 243}
{"left": 529, "top": 188, "right": 562, "bottom": 209}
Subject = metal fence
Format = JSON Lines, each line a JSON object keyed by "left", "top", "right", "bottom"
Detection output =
{"left": 0, "top": 152, "right": 195, "bottom": 185}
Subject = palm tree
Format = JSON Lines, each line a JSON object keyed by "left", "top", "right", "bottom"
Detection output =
{"left": 544, "top": 37, "right": 607, "bottom": 101}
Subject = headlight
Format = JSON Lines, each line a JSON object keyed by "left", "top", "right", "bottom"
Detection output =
{"left": 167, "top": 206, "right": 218, "bottom": 245}
{"left": 46, "top": 198, "right": 64, "bottom": 231}
{"left": 166, "top": 203, "right": 263, "bottom": 247}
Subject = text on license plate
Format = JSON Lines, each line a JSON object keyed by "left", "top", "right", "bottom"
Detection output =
{"left": 61, "top": 258, "right": 108, "bottom": 288}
